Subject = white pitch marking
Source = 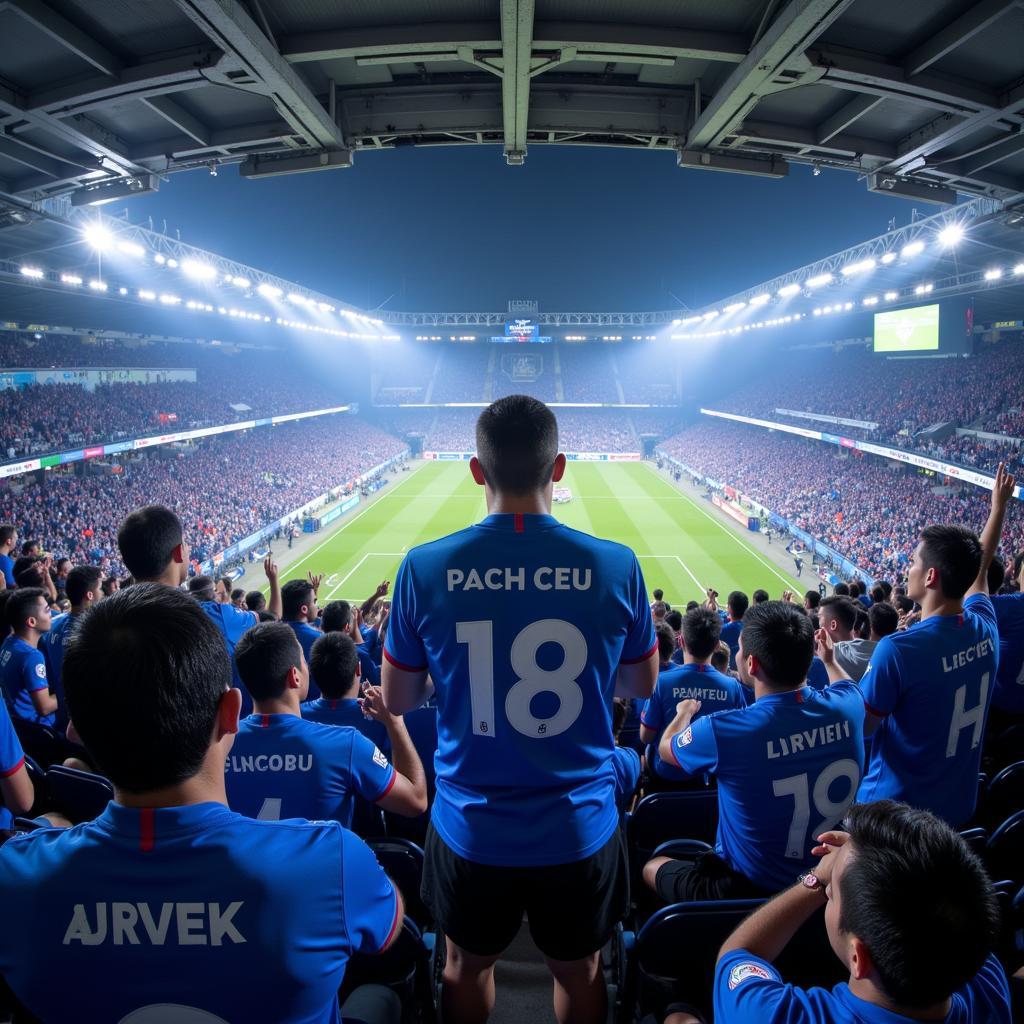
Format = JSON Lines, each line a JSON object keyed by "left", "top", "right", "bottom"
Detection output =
{"left": 323, "top": 553, "right": 408, "bottom": 601}
{"left": 637, "top": 554, "right": 704, "bottom": 596}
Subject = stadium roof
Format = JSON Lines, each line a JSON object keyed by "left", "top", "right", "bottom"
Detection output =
{"left": 1, "top": 0, "right": 1023, "bottom": 206}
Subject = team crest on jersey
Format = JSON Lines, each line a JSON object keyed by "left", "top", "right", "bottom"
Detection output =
{"left": 35, "top": 663, "right": 46, "bottom": 679}
{"left": 728, "top": 962, "right": 773, "bottom": 989}
{"left": 372, "top": 746, "right": 389, "bottom": 769}
{"left": 680, "top": 727, "right": 693, "bottom": 746}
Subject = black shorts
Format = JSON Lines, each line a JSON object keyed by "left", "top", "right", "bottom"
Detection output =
{"left": 654, "top": 851, "right": 774, "bottom": 903}
{"left": 421, "top": 825, "right": 629, "bottom": 962}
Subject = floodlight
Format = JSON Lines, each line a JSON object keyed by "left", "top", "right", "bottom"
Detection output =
{"left": 232, "top": 276, "right": 251, "bottom": 288}
{"left": 82, "top": 223, "right": 113, "bottom": 251}
{"left": 88, "top": 279, "right": 107, "bottom": 291}
{"left": 61, "top": 274, "right": 83, "bottom": 285}
{"left": 806, "top": 273, "right": 832, "bottom": 288}
{"left": 159, "top": 294, "right": 181, "bottom": 305}
{"left": 19, "top": 266, "right": 44, "bottom": 278}
{"left": 702, "top": 310, "right": 719, "bottom": 320}
{"left": 777, "top": 283, "right": 801, "bottom": 297}
{"left": 841, "top": 259, "right": 875, "bottom": 276}
{"left": 723, "top": 301, "right": 746, "bottom": 313}
{"left": 138, "top": 290, "right": 156, "bottom": 300}
{"left": 1014, "top": 263, "right": 1024, "bottom": 276}
{"left": 937, "top": 224, "right": 964, "bottom": 247}
{"left": 258, "top": 284, "right": 283, "bottom": 299}
{"left": 181, "top": 259, "right": 216, "bottom": 281}
{"left": 813, "top": 308, "right": 822, "bottom": 316}
{"left": 749, "top": 293, "right": 771, "bottom": 306}
{"left": 117, "top": 240, "right": 146, "bottom": 258}
{"left": 884, "top": 291, "right": 898, "bottom": 301}
{"left": 166, "top": 258, "right": 178, "bottom": 268}
{"left": 983, "top": 267, "right": 1002, "bottom": 281}
{"left": 901, "top": 240, "right": 925, "bottom": 258}
{"left": 880, "top": 253, "right": 896, "bottom": 264}
{"left": 154, "top": 254, "right": 166, "bottom": 264}
{"left": 863, "top": 296, "right": 879, "bottom": 306}
{"left": 118, "top": 287, "right": 128, "bottom": 295}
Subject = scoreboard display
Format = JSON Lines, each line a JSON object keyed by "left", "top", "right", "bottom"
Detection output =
{"left": 491, "top": 319, "right": 552, "bottom": 343}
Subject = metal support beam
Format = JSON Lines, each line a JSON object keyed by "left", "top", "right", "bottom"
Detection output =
{"left": 2, "top": 0, "right": 122, "bottom": 75}
{"left": 500, "top": 0, "right": 535, "bottom": 164}
{"left": 171, "top": 0, "right": 344, "bottom": 150}
{"left": 127, "top": 120, "right": 293, "bottom": 161}
{"left": 816, "top": 93, "right": 882, "bottom": 143}
{"left": 903, "top": 0, "right": 1018, "bottom": 76}
{"left": 739, "top": 118, "right": 895, "bottom": 158}
{"left": 141, "top": 96, "right": 211, "bottom": 147}
{"left": 687, "top": 0, "right": 855, "bottom": 149}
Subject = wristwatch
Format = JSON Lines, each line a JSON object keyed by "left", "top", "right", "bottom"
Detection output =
{"left": 799, "top": 872, "right": 826, "bottom": 895}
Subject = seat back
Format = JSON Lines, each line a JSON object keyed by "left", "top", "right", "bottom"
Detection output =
{"left": 980, "top": 761, "right": 1024, "bottom": 832}
{"left": 44, "top": 765, "right": 113, "bottom": 824}
{"left": 626, "top": 789, "right": 719, "bottom": 883}
{"left": 985, "top": 809, "right": 1024, "bottom": 885}
{"left": 367, "top": 838, "right": 430, "bottom": 929}
{"left": 11, "top": 720, "right": 65, "bottom": 769}
{"left": 22, "top": 755, "right": 47, "bottom": 818}
{"left": 338, "top": 918, "right": 426, "bottom": 1023}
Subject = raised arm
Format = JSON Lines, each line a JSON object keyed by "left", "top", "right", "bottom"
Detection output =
{"left": 967, "top": 462, "right": 1016, "bottom": 599}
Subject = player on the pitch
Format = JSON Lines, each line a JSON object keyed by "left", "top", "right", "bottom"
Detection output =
{"left": 383, "top": 395, "right": 658, "bottom": 1024}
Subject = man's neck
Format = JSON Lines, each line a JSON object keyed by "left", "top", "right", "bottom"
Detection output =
{"left": 752, "top": 679, "right": 802, "bottom": 701}
{"left": 846, "top": 976, "right": 950, "bottom": 1021}
{"left": 682, "top": 652, "right": 711, "bottom": 668}
{"left": 114, "top": 762, "right": 228, "bottom": 810}
{"left": 486, "top": 490, "right": 551, "bottom": 515}
{"left": 14, "top": 628, "right": 39, "bottom": 648}
{"left": 919, "top": 591, "right": 964, "bottom": 622}
{"left": 252, "top": 698, "right": 300, "bottom": 719}
{"left": 832, "top": 629, "right": 854, "bottom": 643}
{"left": 139, "top": 568, "right": 183, "bottom": 588}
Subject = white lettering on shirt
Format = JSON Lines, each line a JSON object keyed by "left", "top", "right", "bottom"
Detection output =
{"left": 766, "top": 719, "right": 852, "bottom": 759}
{"left": 224, "top": 754, "right": 313, "bottom": 773}
{"left": 670, "top": 686, "right": 731, "bottom": 702}
{"left": 63, "top": 902, "right": 245, "bottom": 946}
{"left": 446, "top": 567, "right": 591, "bottom": 592}
{"left": 941, "top": 638, "right": 994, "bottom": 673}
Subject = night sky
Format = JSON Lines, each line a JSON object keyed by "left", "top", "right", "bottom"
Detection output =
{"left": 128, "top": 145, "right": 921, "bottom": 313}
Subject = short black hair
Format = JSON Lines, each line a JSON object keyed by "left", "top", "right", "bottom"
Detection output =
{"left": 0, "top": 592, "right": 10, "bottom": 638}
{"left": 117, "top": 504, "right": 183, "bottom": 580}
{"left": 652, "top": 588, "right": 664, "bottom": 601}
{"left": 320, "top": 600, "right": 352, "bottom": 634}
{"left": 681, "top": 606, "right": 722, "bottom": 661}
{"left": 257, "top": 610, "right": 277, "bottom": 622}
{"left": 987, "top": 555, "right": 1005, "bottom": 595}
{"left": 739, "top": 600, "right": 814, "bottom": 688}
{"left": 878, "top": 580, "right": 893, "bottom": 597}
{"left": 710, "top": 642, "right": 730, "bottom": 673}
{"left": 612, "top": 697, "right": 629, "bottom": 738}
{"left": 839, "top": 800, "right": 999, "bottom": 1009}
{"left": 63, "top": 584, "right": 231, "bottom": 793}
{"left": 895, "top": 594, "right": 915, "bottom": 614}
{"left": 833, "top": 582, "right": 851, "bottom": 596}
{"left": 869, "top": 602, "right": 900, "bottom": 639}
{"left": 231, "top": 588, "right": 245, "bottom": 603}
{"left": 685, "top": 600, "right": 699, "bottom": 612}
{"left": 0, "top": 524, "right": 15, "bottom": 547}
{"left": 664, "top": 609, "right": 683, "bottom": 632}
{"left": 655, "top": 621, "right": 676, "bottom": 663}
{"left": 309, "top": 632, "right": 360, "bottom": 700}
{"left": 752, "top": 589, "right": 770, "bottom": 605}
{"left": 281, "top": 579, "right": 314, "bottom": 620}
{"left": 475, "top": 395, "right": 559, "bottom": 495}
{"left": 20, "top": 540, "right": 38, "bottom": 556}
{"left": 245, "top": 590, "right": 266, "bottom": 612}
{"left": 919, "top": 524, "right": 982, "bottom": 600}
{"left": 234, "top": 622, "right": 303, "bottom": 702}
{"left": 727, "top": 590, "right": 749, "bottom": 619}
{"left": 65, "top": 565, "right": 103, "bottom": 606}
{"left": 5, "top": 588, "right": 46, "bottom": 631}
{"left": 847, "top": 579, "right": 863, "bottom": 597}
{"left": 187, "top": 575, "right": 215, "bottom": 602}
{"left": 870, "top": 584, "right": 887, "bottom": 604}
{"left": 12, "top": 556, "right": 40, "bottom": 588}
{"left": 804, "top": 590, "right": 821, "bottom": 609}
{"left": 820, "top": 595, "right": 859, "bottom": 631}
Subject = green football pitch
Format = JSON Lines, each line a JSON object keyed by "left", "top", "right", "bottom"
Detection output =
{"left": 269, "top": 460, "right": 805, "bottom": 606}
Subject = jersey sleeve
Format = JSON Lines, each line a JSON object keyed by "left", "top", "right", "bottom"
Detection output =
{"left": 956, "top": 954, "right": 1011, "bottom": 1023}
{"left": 639, "top": 693, "right": 663, "bottom": 731}
{"left": 714, "top": 950, "right": 815, "bottom": 1024}
{"left": 382, "top": 556, "right": 427, "bottom": 672}
{"left": 860, "top": 635, "right": 902, "bottom": 717}
{"left": 340, "top": 828, "right": 401, "bottom": 955}
{"left": 619, "top": 556, "right": 656, "bottom": 664}
{"left": 22, "top": 649, "right": 48, "bottom": 694}
{"left": 667, "top": 712, "right": 718, "bottom": 774}
{"left": 347, "top": 730, "right": 397, "bottom": 803}
{"left": 0, "top": 702, "right": 25, "bottom": 778}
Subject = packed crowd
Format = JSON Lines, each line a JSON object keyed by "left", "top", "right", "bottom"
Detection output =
{"left": 0, "top": 416, "right": 406, "bottom": 575}
{"left": 659, "top": 419, "right": 1024, "bottom": 581}
{"left": 559, "top": 344, "right": 618, "bottom": 402}
{"left": 420, "top": 409, "right": 643, "bottom": 452}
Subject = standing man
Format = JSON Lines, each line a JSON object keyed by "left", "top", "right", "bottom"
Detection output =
{"left": 0, "top": 525, "right": 17, "bottom": 589}
{"left": 720, "top": 591, "right": 748, "bottom": 669}
{"left": 383, "top": 396, "right": 657, "bottom": 1024}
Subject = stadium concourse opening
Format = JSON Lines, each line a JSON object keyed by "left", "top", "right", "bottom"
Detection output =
{"left": 0, "top": 1, "right": 1024, "bottom": 1022}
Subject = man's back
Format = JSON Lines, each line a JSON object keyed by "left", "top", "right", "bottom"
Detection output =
{"left": 385, "top": 512, "right": 655, "bottom": 866}
{"left": 0, "top": 634, "right": 52, "bottom": 726}
{"left": 287, "top": 619, "right": 324, "bottom": 698}
{"left": 832, "top": 637, "right": 876, "bottom": 683}
{"left": 200, "top": 600, "right": 260, "bottom": 712}
{"left": 859, "top": 593, "right": 998, "bottom": 825}
{"left": 225, "top": 714, "right": 395, "bottom": 827}
{"left": 991, "top": 592, "right": 1024, "bottom": 713}
{"left": 301, "top": 696, "right": 391, "bottom": 754}
{"left": 641, "top": 663, "right": 746, "bottom": 778}
{"left": 40, "top": 611, "right": 77, "bottom": 731}
{"left": 670, "top": 682, "right": 865, "bottom": 891}
{"left": 0, "top": 803, "right": 399, "bottom": 1024}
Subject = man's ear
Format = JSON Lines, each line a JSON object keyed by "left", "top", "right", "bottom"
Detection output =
{"left": 286, "top": 665, "right": 302, "bottom": 691}
{"left": 217, "top": 687, "right": 242, "bottom": 738}
{"left": 172, "top": 543, "right": 185, "bottom": 565}
{"left": 551, "top": 452, "right": 567, "bottom": 483}
{"left": 469, "top": 456, "right": 486, "bottom": 486}
{"left": 924, "top": 566, "right": 939, "bottom": 591}
{"left": 848, "top": 936, "right": 874, "bottom": 982}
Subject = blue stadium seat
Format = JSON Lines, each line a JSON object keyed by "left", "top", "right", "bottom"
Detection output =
{"left": 977, "top": 761, "right": 1024, "bottom": 833}
{"left": 985, "top": 810, "right": 1024, "bottom": 885}
{"left": 366, "top": 838, "right": 430, "bottom": 930}
{"left": 641, "top": 745, "right": 714, "bottom": 793}
{"left": 988, "top": 724, "right": 1024, "bottom": 776}
{"left": 959, "top": 827, "right": 989, "bottom": 859}
{"left": 339, "top": 918, "right": 429, "bottom": 1024}
{"left": 384, "top": 706, "right": 437, "bottom": 845}
{"left": 626, "top": 789, "right": 718, "bottom": 887}
{"left": 10, "top": 720, "right": 76, "bottom": 769}
{"left": 22, "top": 755, "right": 47, "bottom": 818}
{"left": 44, "top": 765, "right": 112, "bottom": 824}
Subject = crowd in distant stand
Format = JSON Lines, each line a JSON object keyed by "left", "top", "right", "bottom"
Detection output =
{"left": 0, "top": 417, "right": 406, "bottom": 576}
{"left": 659, "top": 419, "right": 1024, "bottom": 581}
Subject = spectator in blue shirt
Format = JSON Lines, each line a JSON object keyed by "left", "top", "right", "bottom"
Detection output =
{"left": 0, "top": 588, "right": 56, "bottom": 725}
{"left": 0, "top": 524, "right": 16, "bottom": 589}
{"left": 116, "top": 504, "right": 192, "bottom": 588}
{"left": 720, "top": 590, "right": 748, "bottom": 669}
{"left": 321, "top": 600, "right": 381, "bottom": 686}
{"left": 714, "top": 800, "right": 1010, "bottom": 1024}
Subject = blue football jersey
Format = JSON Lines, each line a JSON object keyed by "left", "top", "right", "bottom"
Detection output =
{"left": 0, "top": 699, "right": 25, "bottom": 830}
{"left": 715, "top": 950, "right": 1010, "bottom": 1024}
{"left": 991, "top": 593, "right": 1024, "bottom": 713}
{"left": 301, "top": 697, "right": 391, "bottom": 755}
{"left": 0, "top": 635, "right": 53, "bottom": 726}
{"left": 720, "top": 620, "right": 743, "bottom": 668}
{"left": 858, "top": 594, "right": 998, "bottom": 825}
{"left": 201, "top": 601, "right": 260, "bottom": 715}
{"left": 225, "top": 714, "right": 395, "bottom": 828}
{"left": 287, "top": 620, "right": 324, "bottom": 700}
{"left": 0, "top": 802, "right": 399, "bottom": 1023}
{"left": 612, "top": 746, "right": 641, "bottom": 811}
{"left": 806, "top": 656, "right": 830, "bottom": 690}
{"left": 669, "top": 682, "right": 865, "bottom": 891}
{"left": 39, "top": 611, "right": 78, "bottom": 732}
{"left": 0, "top": 554, "right": 14, "bottom": 589}
{"left": 356, "top": 643, "right": 381, "bottom": 686}
{"left": 385, "top": 512, "right": 656, "bottom": 866}
{"left": 641, "top": 663, "right": 747, "bottom": 779}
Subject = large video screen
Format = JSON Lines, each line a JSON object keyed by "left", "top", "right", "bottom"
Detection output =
{"left": 491, "top": 319, "right": 552, "bottom": 343}
{"left": 873, "top": 304, "right": 940, "bottom": 353}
